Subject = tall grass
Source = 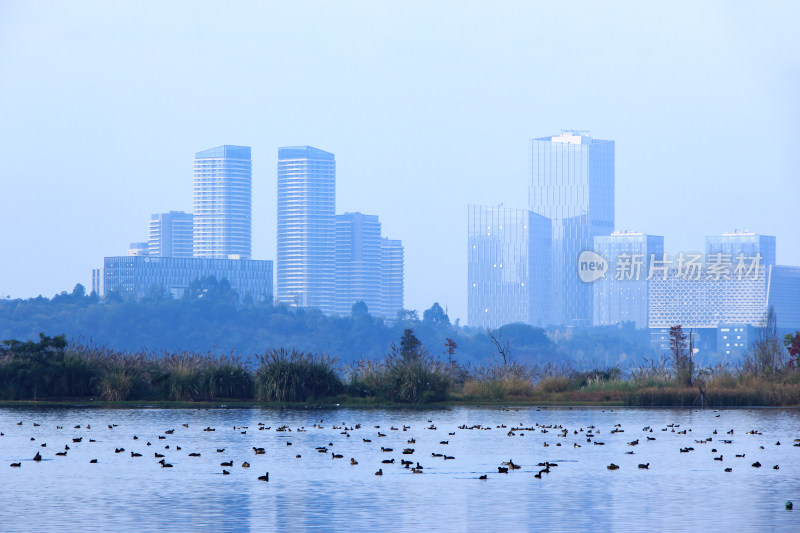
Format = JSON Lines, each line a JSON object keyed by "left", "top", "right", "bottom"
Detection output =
{"left": 255, "top": 348, "right": 342, "bottom": 402}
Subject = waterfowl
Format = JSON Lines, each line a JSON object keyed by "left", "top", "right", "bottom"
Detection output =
{"left": 90, "top": 459, "right": 98, "bottom": 463}
{"left": 407, "top": 438, "right": 415, "bottom": 444}
{"left": 73, "top": 438, "right": 82, "bottom": 443}
{"left": 498, "top": 467, "right": 509, "bottom": 473}
{"left": 773, "top": 465, "right": 780, "bottom": 470}
{"left": 443, "top": 455, "right": 455, "bottom": 460}
{"left": 736, "top": 453, "right": 745, "bottom": 458}
{"left": 154, "top": 453, "right": 165, "bottom": 458}
{"left": 787, "top": 501, "right": 793, "bottom": 510}
{"left": 638, "top": 463, "right": 650, "bottom": 469}
{"left": 331, "top": 453, "right": 343, "bottom": 459}
{"left": 131, "top": 452, "right": 142, "bottom": 457}
{"left": 381, "top": 447, "right": 393, "bottom": 452}
{"left": 381, "top": 459, "right": 395, "bottom": 464}
{"left": 411, "top": 468, "right": 423, "bottom": 474}
{"left": 33, "top": 452, "right": 42, "bottom": 461}
{"left": 221, "top": 461, "right": 233, "bottom": 467}
{"left": 479, "top": 474, "right": 487, "bottom": 480}
{"left": 440, "top": 441, "right": 449, "bottom": 445}
{"left": 258, "top": 473, "right": 269, "bottom": 482}
{"left": 296, "top": 454, "right": 301, "bottom": 458}
{"left": 217, "top": 448, "right": 225, "bottom": 453}
{"left": 350, "top": 458, "right": 358, "bottom": 465}
{"left": 10, "top": 463, "right": 21, "bottom": 467}
{"left": 374, "top": 469, "right": 383, "bottom": 476}
{"left": 242, "top": 461, "right": 250, "bottom": 468}
{"left": 115, "top": 448, "right": 125, "bottom": 453}
{"left": 607, "top": 463, "right": 620, "bottom": 470}
{"left": 222, "top": 470, "right": 230, "bottom": 475}
{"left": 713, "top": 455, "right": 723, "bottom": 461}
{"left": 724, "top": 468, "right": 732, "bottom": 472}
{"left": 189, "top": 453, "right": 201, "bottom": 457}
{"left": 55, "top": 451, "right": 67, "bottom": 456}
{"left": 752, "top": 461, "right": 762, "bottom": 468}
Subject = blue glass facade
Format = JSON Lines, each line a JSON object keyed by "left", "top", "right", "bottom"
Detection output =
{"left": 276, "top": 146, "right": 336, "bottom": 312}
{"left": 768, "top": 265, "right": 800, "bottom": 330}
{"left": 380, "top": 238, "right": 404, "bottom": 320}
{"left": 529, "top": 132, "right": 615, "bottom": 326}
{"left": 334, "top": 213, "right": 382, "bottom": 316}
{"left": 468, "top": 205, "right": 552, "bottom": 328}
{"left": 149, "top": 211, "right": 193, "bottom": 258}
{"left": 193, "top": 145, "right": 252, "bottom": 259}
{"left": 593, "top": 232, "right": 664, "bottom": 328}
{"left": 103, "top": 256, "right": 273, "bottom": 303}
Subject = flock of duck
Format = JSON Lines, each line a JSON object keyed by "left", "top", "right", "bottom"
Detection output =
{"left": 3, "top": 408, "right": 798, "bottom": 510}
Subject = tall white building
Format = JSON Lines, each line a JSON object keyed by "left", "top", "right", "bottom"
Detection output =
{"left": 149, "top": 211, "right": 193, "bottom": 258}
{"left": 193, "top": 145, "right": 252, "bottom": 259}
{"left": 276, "top": 146, "right": 336, "bottom": 312}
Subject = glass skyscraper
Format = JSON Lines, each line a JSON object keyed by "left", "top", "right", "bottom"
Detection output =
{"left": 380, "top": 238, "right": 404, "bottom": 320}
{"left": 334, "top": 212, "right": 382, "bottom": 316}
{"left": 529, "top": 131, "right": 615, "bottom": 326}
{"left": 193, "top": 145, "right": 252, "bottom": 259}
{"left": 592, "top": 231, "right": 664, "bottom": 328}
{"left": 149, "top": 211, "right": 193, "bottom": 258}
{"left": 276, "top": 146, "right": 336, "bottom": 312}
{"left": 468, "top": 205, "right": 552, "bottom": 328}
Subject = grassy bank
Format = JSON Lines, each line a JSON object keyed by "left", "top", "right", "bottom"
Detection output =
{"left": 2, "top": 334, "right": 800, "bottom": 407}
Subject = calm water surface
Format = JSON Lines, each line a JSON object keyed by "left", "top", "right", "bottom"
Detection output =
{"left": 1, "top": 406, "right": 799, "bottom": 532}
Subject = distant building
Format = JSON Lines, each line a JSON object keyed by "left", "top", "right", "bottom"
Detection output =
{"left": 103, "top": 256, "right": 272, "bottom": 303}
{"left": 379, "top": 238, "right": 404, "bottom": 320}
{"left": 593, "top": 231, "right": 664, "bottom": 328}
{"left": 529, "top": 131, "right": 615, "bottom": 326}
{"left": 334, "top": 213, "right": 382, "bottom": 316}
{"left": 193, "top": 145, "right": 252, "bottom": 259}
{"left": 149, "top": 211, "right": 193, "bottom": 258}
{"left": 276, "top": 146, "right": 336, "bottom": 312}
{"left": 768, "top": 265, "right": 800, "bottom": 330}
{"left": 706, "top": 231, "right": 776, "bottom": 268}
{"left": 468, "top": 204, "right": 552, "bottom": 329}
{"left": 127, "top": 242, "right": 150, "bottom": 256}
{"left": 91, "top": 268, "right": 102, "bottom": 296}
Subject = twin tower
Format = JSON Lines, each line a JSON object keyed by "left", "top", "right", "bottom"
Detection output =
{"left": 191, "top": 145, "right": 404, "bottom": 318}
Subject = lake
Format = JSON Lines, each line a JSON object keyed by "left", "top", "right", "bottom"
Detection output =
{"left": 1, "top": 405, "right": 799, "bottom": 532}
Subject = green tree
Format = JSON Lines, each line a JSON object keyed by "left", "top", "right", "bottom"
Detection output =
{"left": 423, "top": 302, "right": 450, "bottom": 327}
{"left": 400, "top": 329, "right": 422, "bottom": 362}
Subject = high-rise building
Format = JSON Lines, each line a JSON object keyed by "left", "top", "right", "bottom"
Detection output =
{"left": 768, "top": 265, "right": 800, "bottom": 330}
{"left": 593, "top": 231, "right": 664, "bottom": 328}
{"left": 276, "top": 146, "right": 336, "bottom": 312}
{"left": 380, "top": 238, "right": 404, "bottom": 320}
{"left": 705, "top": 231, "right": 776, "bottom": 268}
{"left": 193, "top": 145, "right": 252, "bottom": 259}
{"left": 529, "top": 131, "right": 615, "bottom": 326}
{"left": 468, "top": 205, "right": 552, "bottom": 329}
{"left": 149, "top": 211, "right": 194, "bottom": 258}
{"left": 334, "top": 212, "right": 382, "bottom": 316}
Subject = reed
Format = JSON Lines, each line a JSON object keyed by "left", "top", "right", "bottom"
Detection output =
{"left": 255, "top": 348, "right": 342, "bottom": 402}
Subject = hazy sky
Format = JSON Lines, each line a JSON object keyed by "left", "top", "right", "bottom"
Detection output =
{"left": 1, "top": 1, "right": 798, "bottom": 323}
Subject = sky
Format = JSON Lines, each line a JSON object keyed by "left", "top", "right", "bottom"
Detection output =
{"left": 1, "top": 1, "right": 798, "bottom": 323}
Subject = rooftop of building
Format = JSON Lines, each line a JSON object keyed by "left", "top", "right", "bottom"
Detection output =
{"left": 278, "top": 146, "right": 335, "bottom": 161}
{"left": 195, "top": 145, "right": 251, "bottom": 160}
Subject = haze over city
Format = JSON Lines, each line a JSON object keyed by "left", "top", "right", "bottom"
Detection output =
{"left": 1, "top": 1, "right": 798, "bottom": 323}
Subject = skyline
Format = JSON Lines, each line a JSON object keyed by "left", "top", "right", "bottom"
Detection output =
{"left": 1, "top": 2, "right": 799, "bottom": 323}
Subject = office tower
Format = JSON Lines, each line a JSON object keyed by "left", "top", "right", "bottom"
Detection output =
{"left": 334, "top": 213, "right": 382, "bottom": 315}
{"left": 103, "top": 256, "right": 273, "bottom": 303}
{"left": 91, "top": 268, "right": 102, "bottom": 296}
{"left": 705, "top": 231, "right": 776, "bottom": 268}
{"left": 468, "top": 205, "right": 552, "bottom": 329}
{"left": 193, "top": 145, "right": 252, "bottom": 259}
{"left": 530, "top": 131, "right": 615, "bottom": 326}
{"left": 768, "top": 265, "right": 800, "bottom": 330}
{"left": 127, "top": 242, "right": 150, "bottom": 256}
{"left": 276, "top": 146, "right": 336, "bottom": 312}
{"left": 380, "top": 238, "right": 404, "bottom": 320}
{"left": 593, "top": 231, "right": 664, "bottom": 328}
{"left": 149, "top": 211, "right": 194, "bottom": 257}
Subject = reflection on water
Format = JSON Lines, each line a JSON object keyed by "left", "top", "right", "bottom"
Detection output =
{"left": 1, "top": 406, "right": 799, "bottom": 532}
